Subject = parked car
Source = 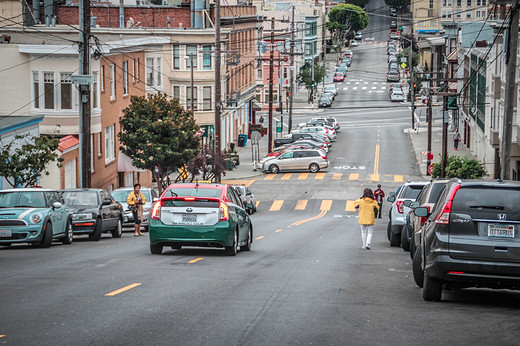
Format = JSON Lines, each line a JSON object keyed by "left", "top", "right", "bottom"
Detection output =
{"left": 233, "top": 185, "right": 256, "bottom": 215}
{"left": 324, "top": 84, "right": 338, "bottom": 96}
{"left": 273, "top": 134, "right": 329, "bottom": 152}
{"left": 149, "top": 183, "right": 253, "bottom": 255}
{"left": 262, "top": 149, "right": 329, "bottom": 174}
{"left": 344, "top": 50, "right": 353, "bottom": 58}
{"left": 413, "top": 179, "right": 520, "bottom": 301}
{"left": 310, "top": 117, "right": 340, "bottom": 131}
{"left": 0, "top": 188, "right": 73, "bottom": 247}
{"left": 390, "top": 7, "right": 397, "bottom": 16}
{"left": 387, "top": 70, "right": 400, "bottom": 82}
{"left": 389, "top": 62, "right": 399, "bottom": 70}
{"left": 354, "top": 31, "right": 363, "bottom": 40}
{"left": 322, "top": 91, "right": 335, "bottom": 101}
{"left": 388, "top": 55, "right": 398, "bottom": 64}
{"left": 334, "top": 72, "right": 345, "bottom": 82}
{"left": 112, "top": 187, "right": 159, "bottom": 232}
{"left": 390, "top": 89, "right": 404, "bottom": 102}
{"left": 387, "top": 181, "right": 429, "bottom": 246}
{"left": 61, "top": 189, "right": 124, "bottom": 241}
{"left": 342, "top": 57, "right": 352, "bottom": 67}
{"left": 336, "top": 66, "right": 347, "bottom": 74}
{"left": 390, "top": 21, "right": 397, "bottom": 29}
{"left": 390, "top": 32, "right": 400, "bottom": 40}
{"left": 319, "top": 94, "right": 332, "bottom": 108}
{"left": 387, "top": 47, "right": 396, "bottom": 55}
{"left": 350, "top": 40, "right": 358, "bottom": 47}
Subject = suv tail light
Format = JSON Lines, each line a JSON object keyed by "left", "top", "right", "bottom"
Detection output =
{"left": 219, "top": 201, "right": 229, "bottom": 221}
{"left": 396, "top": 200, "right": 404, "bottom": 214}
{"left": 435, "top": 184, "right": 461, "bottom": 225}
{"left": 151, "top": 201, "right": 162, "bottom": 220}
{"left": 322, "top": 155, "right": 327, "bottom": 159}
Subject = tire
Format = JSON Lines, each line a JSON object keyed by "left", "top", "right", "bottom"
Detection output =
{"left": 309, "top": 163, "right": 320, "bottom": 173}
{"left": 269, "top": 164, "right": 279, "bottom": 174}
{"left": 38, "top": 222, "right": 53, "bottom": 248}
{"left": 390, "top": 226, "right": 401, "bottom": 247}
{"left": 409, "top": 234, "right": 415, "bottom": 260}
{"left": 401, "top": 224, "right": 410, "bottom": 251}
{"left": 143, "top": 225, "right": 150, "bottom": 233}
{"left": 224, "top": 229, "right": 238, "bottom": 256}
{"left": 111, "top": 218, "right": 123, "bottom": 238}
{"left": 150, "top": 243, "right": 163, "bottom": 255}
{"left": 240, "top": 225, "right": 253, "bottom": 252}
{"left": 412, "top": 244, "right": 424, "bottom": 288}
{"left": 423, "top": 273, "right": 443, "bottom": 301}
{"left": 89, "top": 218, "right": 103, "bottom": 241}
{"left": 387, "top": 221, "right": 392, "bottom": 241}
{"left": 61, "top": 219, "right": 73, "bottom": 245}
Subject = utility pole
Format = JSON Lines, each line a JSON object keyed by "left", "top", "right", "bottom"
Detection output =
{"left": 426, "top": 92, "right": 432, "bottom": 175}
{"left": 78, "top": 0, "right": 91, "bottom": 188}
{"left": 409, "top": 41, "right": 415, "bottom": 129}
{"left": 268, "top": 17, "right": 275, "bottom": 153}
{"left": 441, "top": 69, "right": 449, "bottom": 176}
{"left": 288, "top": 6, "right": 295, "bottom": 134}
{"left": 214, "top": 0, "right": 222, "bottom": 182}
{"left": 501, "top": 0, "right": 519, "bottom": 180}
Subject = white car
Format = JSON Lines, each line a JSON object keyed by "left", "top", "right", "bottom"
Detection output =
{"left": 390, "top": 90, "right": 405, "bottom": 102}
{"left": 324, "top": 84, "right": 338, "bottom": 96}
{"left": 293, "top": 126, "right": 335, "bottom": 140}
{"left": 111, "top": 187, "right": 159, "bottom": 231}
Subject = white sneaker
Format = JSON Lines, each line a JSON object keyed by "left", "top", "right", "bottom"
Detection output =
{"left": 361, "top": 246, "right": 367, "bottom": 250}
{"left": 366, "top": 244, "right": 371, "bottom": 250}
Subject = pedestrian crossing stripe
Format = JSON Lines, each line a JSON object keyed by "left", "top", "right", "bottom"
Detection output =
{"left": 260, "top": 172, "right": 407, "bottom": 182}
{"left": 256, "top": 199, "right": 385, "bottom": 213}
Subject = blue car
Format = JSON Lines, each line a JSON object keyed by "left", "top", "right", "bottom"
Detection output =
{"left": 0, "top": 188, "right": 73, "bottom": 248}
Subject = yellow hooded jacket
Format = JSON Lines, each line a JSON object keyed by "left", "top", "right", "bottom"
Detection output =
{"left": 354, "top": 197, "right": 379, "bottom": 225}
{"left": 127, "top": 191, "right": 146, "bottom": 206}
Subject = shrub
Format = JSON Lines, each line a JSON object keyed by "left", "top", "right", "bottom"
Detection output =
{"left": 430, "top": 155, "right": 487, "bottom": 179}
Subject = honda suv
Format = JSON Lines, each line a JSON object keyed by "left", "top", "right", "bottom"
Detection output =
{"left": 413, "top": 179, "right": 520, "bottom": 301}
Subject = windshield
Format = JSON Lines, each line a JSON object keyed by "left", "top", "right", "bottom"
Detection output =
{"left": 112, "top": 189, "right": 151, "bottom": 203}
{"left": 400, "top": 185, "right": 425, "bottom": 200}
{"left": 0, "top": 191, "right": 47, "bottom": 208}
{"left": 165, "top": 187, "right": 222, "bottom": 198}
{"left": 62, "top": 191, "right": 99, "bottom": 206}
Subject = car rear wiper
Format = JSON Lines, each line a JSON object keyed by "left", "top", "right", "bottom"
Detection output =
{"left": 468, "top": 205, "right": 504, "bottom": 210}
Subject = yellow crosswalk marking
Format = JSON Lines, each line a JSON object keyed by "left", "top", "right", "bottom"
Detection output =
{"left": 320, "top": 200, "right": 332, "bottom": 211}
{"left": 346, "top": 200, "right": 356, "bottom": 212}
{"left": 332, "top": 173, "right": 342, "bottom": 180}
{"left": 270, "top": 200, "right": 284, "bottom": 211}
{"left": 256, "top": 236, "right": 265, "bottom": 240}
{"left": 275, "top": 229, "right": 283, "bottom": 233}
{"left": 295, "top": 200, "right": 308, "bottom": 210}
{"left": 369, "top": 174, "right": 380, "bottom": 181}
{"left": 298, "top": 173, "right": 309, "bottom": 180}
{"left": 281, "top": 173, "right": 293, "bottom": 180}
{"left": 394, "top": 175, "right": 404, "bottom": 182}
{"left": 256, "top": 201, "right": 260, "bottom": 208}
{"left": 349, "top": 173, "right": 359, "bottom": 180}
{"left": 315, "top": 173, "right": 326, "bottom": 180}
{"left": 264, "top": 174, "right": 276, "bottom": 180}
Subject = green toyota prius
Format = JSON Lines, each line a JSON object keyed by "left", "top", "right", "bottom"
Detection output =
{"left": 149, "top": 183, "right": 253, "bottom": 256}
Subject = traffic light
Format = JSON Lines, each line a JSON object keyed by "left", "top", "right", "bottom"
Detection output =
{"left": 422, "top": 99, "right": 428, "bottom": 104}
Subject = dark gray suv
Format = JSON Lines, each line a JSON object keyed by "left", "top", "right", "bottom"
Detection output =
{"left": 414, "top": 179, "right": 520, "bottom": 301}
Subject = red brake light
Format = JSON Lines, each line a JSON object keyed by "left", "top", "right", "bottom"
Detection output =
{"left": 151, "top": 201, "right": 162, "bottom": 220}
{"left": 435, "top": 184, "right": 461, "bottom": 225}
{"left": 322, "top": 156, "right": 327, "bottom": 159}
{"left": 184, "top": 197, "right": 195, "bottom": 201}
{"left": 219, "top": 201, "right": 229, "bottom": 221}
{"left": 396, "top": 200, "right": 404, "bottom": 214}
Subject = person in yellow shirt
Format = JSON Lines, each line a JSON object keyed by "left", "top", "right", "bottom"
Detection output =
{"left": 354, "top": 188, "right": 380, "bottom": 250}
{"left": 127, "top": 183, "right": 146, "bottom": 237}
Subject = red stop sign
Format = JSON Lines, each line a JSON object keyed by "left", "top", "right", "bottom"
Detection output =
{"left": 428, "top": 164, "right": 434, "bottom": 175}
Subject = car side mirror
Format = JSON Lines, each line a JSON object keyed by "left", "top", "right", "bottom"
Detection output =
{"left": 387, "top": 196, "right": 395, "bottom": 203}
{"left": 403, "top": 200, "right": 412, "bottom": 207}
{"left": 410, "top": 201, "right": 420, "bottom": 208}
{"left": 52, "top": 202, "right": 62, "bottom": 209}
{"left": 414, "top": 207, "right": 429, "bottom": 217}
{"left": 102, "top": 200, "right": 111, "bottom": 206}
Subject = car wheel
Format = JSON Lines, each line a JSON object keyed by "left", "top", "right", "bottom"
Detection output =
{"left": 309, "top": 163, "right": 320, "bottom": 173}
{"left": 61, "top": 219, "right": 73, "bottom": 245}
{"left": 111, "top": 218, "right": 123, "bottom": 238}
{"left": 409, "top": 235, "right": 415, "bottom": 260}
{"left": 412, "top": 244, "right": 424, "bottom": 288}
{"left": 390, "top": 226, "right": 401, "bottom": 247}
{"left": 269, "top": 164, "right": 279, "bottom": 174}
{"left": 38, "top": 222, "right": 53, "bottom": 248}
{"left": 423, "top": 273, "right": 443, "bottom": 301}
{"left": 150, "top": 243, "right": 163, "bottom": 255}
{"left": 224, "top": 229, "right": 238, "bottom": 256}
{"left": 240, "top": 224, "right": 253, "bottom": 252}
{"left": 386, "top": 221, "right": 392, "bottom": 241}
{"left": 89, "top": 218, "right": 103, "bottom": 241}
{"left": 401, "top": 224, "right": 410, "bottom": 251}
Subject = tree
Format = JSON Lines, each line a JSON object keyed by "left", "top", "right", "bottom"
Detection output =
{"left": 187, "top": 145, "right": 227, "bottom": 182}
{"left": 385, "top": 0, "right": 410, "bottom": 6}
{"left": 119, "top": 93, "right": 201, "bottom": 194}
{"left": 327, "top": 4, "right": 368, "bottom": 56}
{"left": 0, "top": 134, "right": 63, "bottom": 188}
{"left": 346, "top": 0, "right": 369, "bottom": 7}
{"left": 431, "top": 155, "right": 487, "bottom": 179}
{"left": 397, "top": 48, "right": 420, "bottom": 69}
{"left": 297, "top": 62, "right": 326, "bottom": 100}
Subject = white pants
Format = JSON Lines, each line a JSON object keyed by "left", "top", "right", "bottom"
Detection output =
{"left": 360, "top": 224, "right": 374, "bottom": 246}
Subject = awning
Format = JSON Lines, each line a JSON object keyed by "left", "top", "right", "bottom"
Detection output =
{"left": 117, "top": 152, "right": 147, "bottom": 172}
{"left": 252, "top": 100, "right": 263, "bottom": 110}
{"left": 58, "top": 135, "right": 79, "bottom": 153}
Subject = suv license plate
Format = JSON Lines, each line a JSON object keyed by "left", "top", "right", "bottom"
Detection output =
{"left": 488, "top": 224, "right": 514, "bottom": 238}
{"left": 182, "top": 214, "right": 197, "bottom": 223}
{"left": 0, "top": 229, "right": 12, "bottom": 237}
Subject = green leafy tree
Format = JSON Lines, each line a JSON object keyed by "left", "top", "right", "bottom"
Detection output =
{"left": 297, "top": 62, "right": 326, "bottom": 100}
{"left": 0, "top": 134, "right": 63, "bottom": 188}
{"left": 119, "top": 93, "right": 201, "bottom": 194}
{"left": 327, "top": 4, "right": 368, "bottom": 57}
{"left": 397, "top": 48, "right": 420, "bottom": 69}
{"left": 385, "top": 0, "right": 410, "bottom": 6}
{"left": 431, "top": 155, "right": 487, "bottom": 179}
{"left": 346, "top": 0, "right": 369, "bottom": 7}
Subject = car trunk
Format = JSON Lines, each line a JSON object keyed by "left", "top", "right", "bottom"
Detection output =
{"left": 449, "top": 187, "right": 520, "bottom": 263}
{"left": 159, "top": 198, "right": 220, "bottom": 227}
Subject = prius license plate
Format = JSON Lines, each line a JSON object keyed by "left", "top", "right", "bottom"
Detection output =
{"left": 182, "top": 214, "right": 197, "bottom": 223}
{"left": 0, "top": 229, "right": 12, "bottom": 237}
{"left": 488, "top": 224, "right": 514, "bottom": 238}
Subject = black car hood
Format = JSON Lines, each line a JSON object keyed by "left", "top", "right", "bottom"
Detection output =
{"left": 69, "top": 206, "right": 99, "bottom": 213}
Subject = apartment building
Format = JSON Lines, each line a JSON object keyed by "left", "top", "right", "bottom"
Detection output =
{"left": 439, "top": 0, "right": 490, "bottom": 22}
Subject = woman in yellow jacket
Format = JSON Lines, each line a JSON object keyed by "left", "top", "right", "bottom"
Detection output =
{"left": 127, "top": 183, "right": 146, "bottom": 237}
{"left": 354, "top": 188, "right": 380, "bottom": 250}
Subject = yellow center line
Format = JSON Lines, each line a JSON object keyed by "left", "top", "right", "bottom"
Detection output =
{"left": 281, "top": 173, "right": 293, "bottom": 180}
{"left": 345, "top": 200, "right": 356, "bottom": 212}
{"left": 373, "top": 144, "right": 380, "bottom": 175}
{"left": 187, "top": 257, "right": 204, "bottom": 264}
{"left": 291, "top": 210, "right": 327, "bottom": 226}
{"left": 394, "top": 175, "right": 404, "bottom": 182}
{"left": 275, "top": 229, "right": 283, "bottom": 233}
{"left": 315, "top": 173, "right": 326, "bottom": 180}
{"left": 256, "top": 236, "right": 265, "bottom": 240}
{"left": 332, "top": 173, "right": 342, "bottom": 180}
{"left": 349, "top": 173, "right": 359, "bottom": 180}
{"left": 0, "top": 335, "right": 5, "bottom": 338}
{"left": 298, "top": 173, "right": 309, "bottom": 180}
{"left": 105, "top": 283, "right": 142, "bottom": 297}
{"left": 255, "top": 201, "right": 260, "bottom": 208}
{"left": 269, "top": 200, "right": 284, "bottom": 211}
{"left": 295, "top": 200, "right": 308, "bottom": 210}
{"left": 264, "top": 174, "right": 276, "bottom": 180}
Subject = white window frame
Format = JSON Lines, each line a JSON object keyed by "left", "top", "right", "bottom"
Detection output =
{"left": 146, "top": 57, "right": 154, "bottom": 87}
{"left": 97, "top": 132, "right": 102, "bottom": 157}
{"left": 123, "top": 61, "right": 128, "bottom": 95}
{"left": 172, "top": 45, "right": 180, "bottom": 70}
{"left": 203, "top": 86, "right": 212, "bottom": 111}
{"left": 100, "top": 65, "right": 105, "bottom": 92}
{"left": 105, "top": 124, "right": 115, "bottom": 164}
{"left": 59, "top": 72, "right": 73, "bottom": 110}
{"left": 132, "top": 59, "right": 136, "bottom": 83}
{"left": 156, "top": 57, "right": 162, "bottom": 87}
{"left": 92, "top": 71, "right": 98, "bottom": 109}
{"left": 43, "top": 71, "right": 55, "bottom": 110}
{"left": 109, "top": 64, "right": 115, "bottom": 100}
{"left": 90, "top": 134, "right": 94, "bottom": 172}
{"left": 172, "top": 85, "right": 180, "bottom": 101}
{"left": 32, "top": 71, "right": 40, "bottom": 109}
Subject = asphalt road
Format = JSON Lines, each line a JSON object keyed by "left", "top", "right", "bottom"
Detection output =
{"left": 2, "top": 1, "right": 520, "bottom": 345}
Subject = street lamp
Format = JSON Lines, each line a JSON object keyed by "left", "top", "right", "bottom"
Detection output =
{"left": 400, "top": 35, "right": 415, "bottom": 129}
{"left": 184, "top": 54, "right": 195, "bottom": 111}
